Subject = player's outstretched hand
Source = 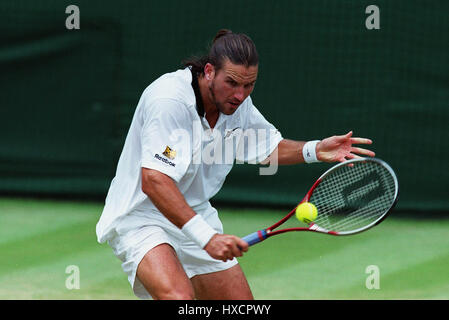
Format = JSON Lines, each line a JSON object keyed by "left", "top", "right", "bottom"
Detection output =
{"left": 316, "top": 131, "right": 375, "bottom": 163}
{"left": 204, "top": 234, "right": 249, "bottom": 262}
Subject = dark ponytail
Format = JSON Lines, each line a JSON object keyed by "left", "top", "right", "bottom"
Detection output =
{"left": 212, "top": 29, "right": 233, "bottom": 43}
{"left": 183, "top": 29, "right": 259, "bottom": 75}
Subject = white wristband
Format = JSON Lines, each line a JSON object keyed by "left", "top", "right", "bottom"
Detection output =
{"left": 302, "top": 140, "right": 321, "bottom": 163}
{"left": 181, "top": 215, "right": 218, "bottom": 248}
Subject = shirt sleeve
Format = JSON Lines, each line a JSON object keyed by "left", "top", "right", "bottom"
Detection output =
{"left": 140, "top": 98, "right": 192, "bottom": 182}
{"left": 236, "top": 97, "right": 283, "bottom": 164}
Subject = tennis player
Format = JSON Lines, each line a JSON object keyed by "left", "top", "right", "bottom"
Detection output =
{"left": 96, "top": 29, "right": 375, "bottom": 300}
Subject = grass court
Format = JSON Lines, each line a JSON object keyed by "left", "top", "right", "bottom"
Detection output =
{"left": 1, "top": 197, "right": 448, "bottom": 300}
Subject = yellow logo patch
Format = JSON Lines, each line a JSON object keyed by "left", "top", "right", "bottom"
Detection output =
{"left": 162, "top": 146, "right": 177, "bottom": 160}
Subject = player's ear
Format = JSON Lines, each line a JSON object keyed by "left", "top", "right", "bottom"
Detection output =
{"left": 204, "top": 63, "right": 215, "bottom": 81}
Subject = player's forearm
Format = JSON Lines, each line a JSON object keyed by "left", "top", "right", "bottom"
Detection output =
{"left": 141, "top": 168, "right": 196, "bottom": 229}
{"left": 264, "top": 139, "right": 307, "bottom": 165}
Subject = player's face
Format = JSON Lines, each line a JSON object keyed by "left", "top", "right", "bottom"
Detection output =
{"left": 206, "top": 60, "right": 258, "bottom": 115}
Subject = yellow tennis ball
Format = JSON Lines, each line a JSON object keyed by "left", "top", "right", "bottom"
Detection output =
{"left": 295, "top": 202, "right": 318, "bottom": 224}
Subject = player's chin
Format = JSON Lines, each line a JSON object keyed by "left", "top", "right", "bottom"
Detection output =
{"left": 223, "top": 109, "right": 237, "bottom": 115}
{"left": 222, "top": 103, "right": 240, "bottom": 115}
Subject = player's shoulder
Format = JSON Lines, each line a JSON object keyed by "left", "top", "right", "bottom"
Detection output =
{"left": 142, "top": 68, "right": 195, "bottom": 106}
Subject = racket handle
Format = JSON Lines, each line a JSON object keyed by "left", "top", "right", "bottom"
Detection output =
{"left": 242, "top": 230, "right": 268, "bottom": 246}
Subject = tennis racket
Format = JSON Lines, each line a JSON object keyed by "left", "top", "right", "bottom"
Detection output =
{"left": 242, "top": 157, "right": 399, "bottom": 246}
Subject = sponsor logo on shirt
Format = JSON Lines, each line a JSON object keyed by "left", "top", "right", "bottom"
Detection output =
{"left": 224, "top": 127, "right": 241, "bottom": 139}
{"left": 162, "top": 146, "right": 177, "bottom": 159}
{"left": 154, "top": 153, "right": 176, "bottom": 167}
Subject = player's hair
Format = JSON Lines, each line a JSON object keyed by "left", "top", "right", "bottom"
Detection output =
{"left": 183, "top": 29, "right": 259, "bottom": 75}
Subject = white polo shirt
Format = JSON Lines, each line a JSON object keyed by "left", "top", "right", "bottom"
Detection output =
{"left": 96, "top": 68, "right": 283, "bottom": 243}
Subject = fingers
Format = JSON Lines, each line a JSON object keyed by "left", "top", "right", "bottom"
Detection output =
{"left": 350, "top": 137, "right": 373, "bottom": 145}
{"left": 335, "top": 130, "right": 372, "bottom": 144}
{"left": 205, "top": 234, "right": 248, "bottom": 262}
{"left": 331, "top": 132, "right": 374, "bottom": 166}
{"left": 228, "top": 236, "right": 248, "bottom": 259}
{"left": 338, "top": 154, "right": 357, "bottom": 167}
{"left": 335, "top": 131, "right": 353, "bottom": 142}
{"left": 346, "top": 153, "right": 362, "bottom": 160}
{"left": 236, "top": 237, "right": 249, "bottom": 252}
{"left": 337, "top": 132, "right": 372, "bottom": 146}
{"left": 350, "top": 147, "right": 375, "bottom": 157}
{"left": 337, "top": 152, "right": 362, "bottom": 162}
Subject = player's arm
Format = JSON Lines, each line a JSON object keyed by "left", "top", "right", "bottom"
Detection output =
{"left": 141, "top": 167, "right": 195, "bottom": 227}
{"left": 260, "top": 139, "right": 306, "bottom": 165}
{"left": 141, "top": 168, "right": 248, "bottom": 261}
{"left": 262, "top": 131, "right": 375, "bottom": 165}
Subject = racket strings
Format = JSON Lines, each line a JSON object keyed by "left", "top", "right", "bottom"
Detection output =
{"left": 319, "top": 168, "right": 394, "bottom": 231}
{"left": 309, "top": 161, "right": 397, "bottom": 233}
{"left": 318, "top": 178, "right": 391, "bottom": 231}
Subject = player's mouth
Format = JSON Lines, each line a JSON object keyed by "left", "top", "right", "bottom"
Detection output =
{"left": 228, "top": 101, "right": 240, "bottom": 108}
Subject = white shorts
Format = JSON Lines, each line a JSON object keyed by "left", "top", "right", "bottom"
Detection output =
{"left": 107, "top": 206, "right": 238, "bottom": 299}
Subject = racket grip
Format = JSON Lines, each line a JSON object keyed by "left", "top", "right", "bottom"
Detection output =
{"left": 242, "top": 230, "right": 268, "bottom": 246}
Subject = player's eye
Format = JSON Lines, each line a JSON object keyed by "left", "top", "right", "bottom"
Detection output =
{"left": 227, "top": 79, "right": 238, "bottom": 87}
{"left": 244, "top": 82, "right": 255, "bottom": 89}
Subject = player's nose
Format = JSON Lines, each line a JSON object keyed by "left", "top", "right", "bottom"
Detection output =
{"left": 233, "top": 87, "right": 245, "bottom": 102}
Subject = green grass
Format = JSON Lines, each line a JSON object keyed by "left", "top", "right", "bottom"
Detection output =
{"left": 0, "top": 197, "right": 133, "bottom": 299}
{"left": 0, "top": 197, "right": 448, "bottom": 300}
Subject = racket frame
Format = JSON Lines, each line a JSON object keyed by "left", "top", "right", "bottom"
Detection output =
{"left": 242, "top": 157, "right": 399, "bottom": 245}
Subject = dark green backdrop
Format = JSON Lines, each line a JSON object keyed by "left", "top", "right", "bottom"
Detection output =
{"left": 1, "top": 1, "right": 448, "bottom": 211}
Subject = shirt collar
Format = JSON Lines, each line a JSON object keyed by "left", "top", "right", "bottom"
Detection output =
{"left": 190, "top": 68, "right": 205, "bottom": 118}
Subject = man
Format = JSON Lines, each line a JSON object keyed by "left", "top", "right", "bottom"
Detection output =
{"left": 96, "top": 29, "right": 375, "bottom": 300}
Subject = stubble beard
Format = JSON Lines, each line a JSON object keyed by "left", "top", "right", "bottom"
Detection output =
{"left": 209, "top": 80, "right": 233, "bottom": 115}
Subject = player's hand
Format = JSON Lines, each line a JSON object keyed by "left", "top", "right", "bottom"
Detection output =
{"left": 316, "top": 131, "right": 375, "bottom": 163}
{"left": 204, "top": 234, "right": 249, "bottom": 262}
